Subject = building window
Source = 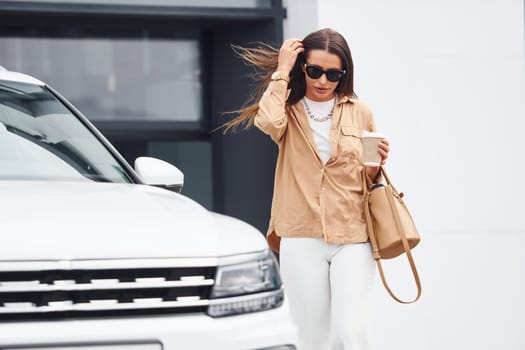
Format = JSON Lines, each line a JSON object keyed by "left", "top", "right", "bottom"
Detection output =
{"left": 8, "top": 0, "right": 273, "bottom": 8}
{"left": 0, "top": 30, "right": 202, "bottom": 123}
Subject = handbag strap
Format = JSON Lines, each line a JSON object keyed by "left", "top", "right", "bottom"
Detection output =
{"left": 363, "top": 166, "right": 422, "bottom": 304}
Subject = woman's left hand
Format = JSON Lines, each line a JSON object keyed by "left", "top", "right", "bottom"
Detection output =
{"left": 378, "top": 139, "right": 390, "bottom": 165}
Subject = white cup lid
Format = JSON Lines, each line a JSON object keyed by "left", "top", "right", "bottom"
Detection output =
{"left": 362, "top": 131, "right": 384, "bottom": 138}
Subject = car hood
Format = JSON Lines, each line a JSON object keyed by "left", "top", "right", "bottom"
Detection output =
{"left": 0, "top": 181, "right": 267, "bottom": 261}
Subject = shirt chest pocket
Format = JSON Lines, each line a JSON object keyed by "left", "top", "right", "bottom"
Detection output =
{"left": 339, "top": 125, "right": 363, "bottom": 159}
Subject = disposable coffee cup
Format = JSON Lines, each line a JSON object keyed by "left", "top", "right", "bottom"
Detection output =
{"left": 362, "top": 131, "right": 384, "bottom": 166}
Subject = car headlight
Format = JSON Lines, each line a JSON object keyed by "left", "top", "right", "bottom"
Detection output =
{"left": 207, "top": 250, "right": 284, "bottom": 317}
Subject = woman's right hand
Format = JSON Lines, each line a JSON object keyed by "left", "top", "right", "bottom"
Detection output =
{"left": 277, "top": 39, "right": 304, "bottom": 74}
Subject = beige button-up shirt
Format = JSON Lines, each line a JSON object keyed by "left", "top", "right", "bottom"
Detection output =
{"left": 255, "top": 80, "right": 379, "bottom": 252}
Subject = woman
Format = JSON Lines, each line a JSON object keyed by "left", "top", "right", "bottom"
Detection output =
{"left": 225, "top": 28, "right": 390, "bottom": 350}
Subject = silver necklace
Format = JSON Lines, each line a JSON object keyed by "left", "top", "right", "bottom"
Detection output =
{"left": 302, "top": 96, "right": 337, "bottom": 122}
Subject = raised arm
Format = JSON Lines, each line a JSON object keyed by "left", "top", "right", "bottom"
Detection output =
{"left": 254, "top": 39, "right": 304, "bottom": 143}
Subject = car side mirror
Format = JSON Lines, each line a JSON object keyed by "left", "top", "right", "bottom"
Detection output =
{"left": 134, "top": 156, "right": 184, "bottom": 193}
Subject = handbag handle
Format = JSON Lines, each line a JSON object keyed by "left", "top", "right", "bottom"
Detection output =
{"left": 363, "top": 166, "right": 422, "bottom": 304}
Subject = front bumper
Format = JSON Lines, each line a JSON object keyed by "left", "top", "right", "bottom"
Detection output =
{"left": 0, "top": 299, "right": 297, "bottom": 350}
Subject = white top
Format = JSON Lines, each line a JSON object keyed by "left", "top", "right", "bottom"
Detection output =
{"left": 303, "top": 96, "right": 335, "bottom": 165}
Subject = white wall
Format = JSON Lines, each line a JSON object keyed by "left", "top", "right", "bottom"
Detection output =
{"left": 286, "top": 0, "right": 525, "bottom": 349}
{"left": 282, "top": 0, "right": 318, "bottom": 38}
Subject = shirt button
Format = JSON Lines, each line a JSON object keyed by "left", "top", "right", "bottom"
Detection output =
{"left": 322, "top": 187, "right": 326, "bottom": 191}
{"left": 321, "top": 169, "right": 324, "bottom": 173}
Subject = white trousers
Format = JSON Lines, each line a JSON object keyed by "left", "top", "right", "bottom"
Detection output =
{"left": 280, "top": 238, "right": 376, "bottom": 350}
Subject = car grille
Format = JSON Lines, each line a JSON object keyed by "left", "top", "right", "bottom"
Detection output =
{"left": 0, "top": 258, "right": 217, "bottom": 320}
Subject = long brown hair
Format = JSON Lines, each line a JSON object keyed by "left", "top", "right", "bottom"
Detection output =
{"left": 223, "top": 28, "right": 356, "bottom": 132}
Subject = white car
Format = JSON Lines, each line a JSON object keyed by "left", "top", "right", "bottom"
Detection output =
{"left": 0, "top": 67, "right": 297, "bottom": 350}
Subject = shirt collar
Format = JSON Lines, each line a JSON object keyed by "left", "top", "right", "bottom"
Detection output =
{"left": 336, "top": 95, "right": 356, "bottom": 104}
{"left": 288, "top": 92, "right": 355, "bottom": 105}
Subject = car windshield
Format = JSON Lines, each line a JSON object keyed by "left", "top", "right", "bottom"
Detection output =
{"left": 0, "top": 80, "right": 132, "bottom": 183}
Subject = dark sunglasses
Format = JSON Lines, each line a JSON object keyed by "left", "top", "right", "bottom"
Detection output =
{"left": 304, "top": 64, "right": 346, "bottom": 82}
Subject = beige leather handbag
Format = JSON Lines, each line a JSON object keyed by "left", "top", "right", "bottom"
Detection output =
{"left": 363, "top": 166, "right": 422, "bottom": 303}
